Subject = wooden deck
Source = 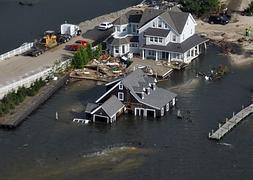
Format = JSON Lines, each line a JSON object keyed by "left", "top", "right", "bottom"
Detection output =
{"left": 209, "top": 104, "right": 253, "bottom": 140}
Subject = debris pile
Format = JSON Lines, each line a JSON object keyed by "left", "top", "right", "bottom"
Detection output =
{"left": 70, "top": 55, "right": 127, "bottom": 82}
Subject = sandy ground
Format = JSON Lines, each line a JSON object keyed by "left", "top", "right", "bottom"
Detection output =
{"left": 197, "top": 14, "right": 253, "bottom": 66}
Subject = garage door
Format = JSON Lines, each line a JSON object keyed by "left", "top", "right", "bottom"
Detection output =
{"left": 146, "top": 110, "right": 155, "bottom": 118}
{"left": 94, "top": 115, "right": 108, "bottom": 123}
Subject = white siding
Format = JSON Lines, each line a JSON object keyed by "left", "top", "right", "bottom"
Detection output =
{"left": 179, "top": 14, "right": 196, "bottom": 43}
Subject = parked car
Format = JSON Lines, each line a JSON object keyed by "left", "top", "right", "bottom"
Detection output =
{"left": 65, "top": 40, "right": 89, "bottom": 51}
{"left": 208, "top": 15, "right": 229, "bottom": 25}
{"left": 98, "top": 22, "right": 113, "bottom": 30}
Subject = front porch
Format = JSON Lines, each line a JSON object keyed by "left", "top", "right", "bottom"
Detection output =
{"left": 141, "top": 43, "right": 205, "bottom": 64}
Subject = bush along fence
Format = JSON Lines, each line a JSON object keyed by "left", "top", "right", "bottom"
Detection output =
{"left": 0, "top": 78, "right": 46, "bottom": 116}
{"left": 0, "top": 58, "right": 72, "bottom": 100}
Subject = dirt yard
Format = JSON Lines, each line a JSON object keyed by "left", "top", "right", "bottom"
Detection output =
{"left": 196, "top": 0, "right": 253, "bottom": 66}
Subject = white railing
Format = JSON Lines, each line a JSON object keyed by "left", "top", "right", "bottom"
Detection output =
{"left": 0, "top": 58, "right": 72, "bottom": 99}
{"left": 0, "top": 42, "right": 34, "bottom": 61}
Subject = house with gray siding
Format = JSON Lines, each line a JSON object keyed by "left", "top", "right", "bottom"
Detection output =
{"left": 106, "top": 6, "right": 208, "bottom": 64}
{"left": 85, "top": 69, "right": 177, "bottom": 123}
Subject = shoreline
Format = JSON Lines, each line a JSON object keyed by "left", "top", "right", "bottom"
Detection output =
{"left": 196, "top": 14, "right": 253, "bottom": 67}
{"left": 0, "top": 75, "right": 68, "bottom": 129}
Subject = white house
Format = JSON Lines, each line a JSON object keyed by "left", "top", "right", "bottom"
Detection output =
{"left": 106, "top": 7, "right": 208, "bottom": 64}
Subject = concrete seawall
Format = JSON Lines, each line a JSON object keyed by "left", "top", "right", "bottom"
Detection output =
{"left": 0, "top": 75, "right": 68, "bottom": 129}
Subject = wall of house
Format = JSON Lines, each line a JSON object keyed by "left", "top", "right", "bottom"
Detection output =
{"left": 139, "top": 16, "right": 180, "bottom": 47}
{"left": 112, "top": 44, "right": 130, "bottom": 57}
{"left": 179, "top": 14, "right": 196, "bottom": 43}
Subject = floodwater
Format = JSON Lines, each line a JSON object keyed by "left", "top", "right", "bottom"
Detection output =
{"left": 0, "top": 45, "right": 253, "bottom": 179}
{"left": 0, "top": 0, "right": 140, "bottom": 54}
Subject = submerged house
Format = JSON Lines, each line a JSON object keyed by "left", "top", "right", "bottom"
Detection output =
{"left": 85, "top": 69, "right": 177, "bottom": 123}
{"left": 106, "top": 7, "right": 208, "bottom": 64}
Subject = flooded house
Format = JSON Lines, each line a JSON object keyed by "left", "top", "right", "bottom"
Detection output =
{"left": 106, "top": 6, "right": 208, "bottom": 64}
{"left": 85, "top": 69, "right": 177, "bottom": 123}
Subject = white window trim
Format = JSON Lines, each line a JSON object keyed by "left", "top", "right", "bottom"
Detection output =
{"left": 119, "top": 84, "right": 123, "bottom": 90}
{"left": 118, "top": 92, "right": 124, "bottom": 101}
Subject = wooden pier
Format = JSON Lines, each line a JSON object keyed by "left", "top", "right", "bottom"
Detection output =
{"left": 208, "top": 104, "right": 253, "bottom": 140}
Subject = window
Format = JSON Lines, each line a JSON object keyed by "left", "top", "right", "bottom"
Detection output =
{"left": 164, "top": 23, "right": 168, "bottom": 29}
{"left": 114, "top": 46, "right": 119, "bottom": 54}
{"left": 123, "top": 28, "right": 126, "bottom": 32}
{"left": 150, "top": 37, "right": 153, "bottom": 42}
{"left": 172, "top": 35, "right": 176, "bottom": 42}
{"left": 132, "top": 24, "right": 136, "bottom": 33}
{"left": 154, "top": 37, "right": 158, "bottom": 42}
{"left": 158, "top": 20, "right": 162, "bottom": 28}
{"left": 116, "top": 26, "right": 120, "bottom": 32}
{"left": 130, "top": 43, "right": 138, "bottom": 47}
{"left": 119, "top": 84, "right": 123, "bottom": 90}
{"left": 152, "top": 22, "right": 156, "bottom": 27}
{"left": 158, "top": 38, "right": 162, "bottom": 43}
{"left": 118, "top": 92, "right": 124, "bottom": 101}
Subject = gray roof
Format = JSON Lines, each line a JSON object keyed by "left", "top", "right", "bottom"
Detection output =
{"left": 144, "top": 27, "right": 170, "bottom": 37}
{"left": 107, "top": 36, "right": 139, "bottom": 46}
{"left": 138, "top": 8, "right": 164, "bottom": 28}
{"left": 114, "top": 10, "right": 143, "bottom": 25}
{"left": 85, "top": 103, "right": 99, "bottom": 113}
{"left": 101, "top": 95, "right": 125, "bottom": 117}
{"left": 142, "top": 34, "right": 208, "bottom": 53}
{"left": 142, "top": 87, "right": 177, "bottom": 108}
{"left": 139, "top": 8, "right": 190, "bottom": 34}
{"left": 122, "top": 69, "right": 177, "bottom": 109}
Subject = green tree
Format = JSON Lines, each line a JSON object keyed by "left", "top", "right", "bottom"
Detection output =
{"left": 72, "top": 47, "right": 89, "bottom": 69}
{"left": 93, "top": 44, "right": 103, "bottom": 60}
{"left": 180, "top": 0, "right": 220, "bottom": 17}
{"left": 86, "top": 44, "right": 93, "bottom": 60}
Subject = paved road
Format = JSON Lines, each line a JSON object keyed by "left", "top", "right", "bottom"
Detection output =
{"left": 0, "top": 36, "right": 81, "bottom": 87}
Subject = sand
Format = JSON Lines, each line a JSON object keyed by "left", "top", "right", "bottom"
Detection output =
{"left": 196, "top": 2, "right": 253, "bottom": 66}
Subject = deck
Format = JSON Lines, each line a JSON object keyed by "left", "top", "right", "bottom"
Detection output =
{"left": 209, "top": 104, "right": 253, "bottom": 140}
{"left": 128, "top": 58, "right": 174, "bottom": 78}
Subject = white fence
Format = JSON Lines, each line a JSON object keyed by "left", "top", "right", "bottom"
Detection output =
{"left": 0, "top": 59, "right": 72, "bottom": 100}
{"left": 0, "top": 42, "right": 34, "bottom": 61}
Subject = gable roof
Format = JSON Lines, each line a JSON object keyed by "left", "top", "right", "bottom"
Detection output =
{"left": 139, "top": 8, "right": 190, "bottom": 34}
{"left": 114, "top": 10, "right": 143, "bottom": 25}
{"left": 85, "top": 103, "right": 99, "bottom": 113}
{"left": 107, "top": 35, "right": 139, "bottom": 46}
{"left": 121, "top": 69, "right": 177, "bottom": 109}
{"left": 144, "top": 27, "right": 170, "bottom": 37}
{"left": 138, "top": 8, "right": 164, "bottom": 28}
{"left": 100, "top": 95, "right": 125, "bottom": 117}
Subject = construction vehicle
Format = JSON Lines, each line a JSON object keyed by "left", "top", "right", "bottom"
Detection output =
{"left": 23, "top": 23, "right": 81, "bottom": 57}
{"left": 41, "top": 31, "right": 58, "bottom": 48}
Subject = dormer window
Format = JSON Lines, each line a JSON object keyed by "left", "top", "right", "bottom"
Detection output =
{"left": 172, "top": 35, "right": 176, "bottom": 42}
{"left": 158, "top": 20, "right": 162, "bottom": 28}
{"left": 116, "top": 26, "right": 120, "bottom": 32}
{"left": 165, "top": 23, "right": 168, "bottom": 29}
{"left": 152, "top": 22, "right": 156, "bottom": 27}
{"left": 141, "top": 92, "right": 144, "bottom": 99}
{"left": 147, "top": 88, "right": 151, "bottom": 95}
{"left": 119, "top": 84, "right": 123, "bottom": 90}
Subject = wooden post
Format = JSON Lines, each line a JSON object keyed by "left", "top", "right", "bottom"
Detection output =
{"left": 219, "top": 123, "right": 221, "bottom": 128}
{"left": 55, "top": 112, "right": 58, "bottom": 120}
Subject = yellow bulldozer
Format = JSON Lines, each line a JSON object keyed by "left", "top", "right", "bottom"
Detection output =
{"left": 40, "top": 31, "right": 58, "bottom": 48}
